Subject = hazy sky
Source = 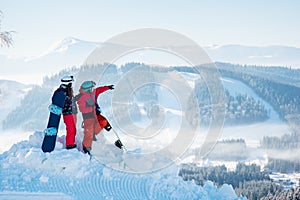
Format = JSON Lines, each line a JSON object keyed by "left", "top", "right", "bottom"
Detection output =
{"left": 0, "top": 0, "right": 300, "bottom": 57}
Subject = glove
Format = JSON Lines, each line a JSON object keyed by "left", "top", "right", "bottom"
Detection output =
{"left": 108, "top": 85, "right": 114, "bottom": 90}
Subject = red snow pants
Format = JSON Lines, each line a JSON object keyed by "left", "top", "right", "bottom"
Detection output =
{"left": 82, "top": 114, "right": 109, "bottom": 149}
{"left": 63, "top": 114, "right": 77, "bottom": 146}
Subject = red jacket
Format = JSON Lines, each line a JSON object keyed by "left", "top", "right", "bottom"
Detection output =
{"left": 76, "top": 86, "right": 110, "bottom": 119}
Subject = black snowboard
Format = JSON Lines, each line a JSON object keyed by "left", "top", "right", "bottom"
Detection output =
{"left": 41, "top": 90, "right": 66, "bottom": 152}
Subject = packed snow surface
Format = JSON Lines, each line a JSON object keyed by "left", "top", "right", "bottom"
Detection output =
{"left": 0, "top": 132, "right": 244, "bottom": 200}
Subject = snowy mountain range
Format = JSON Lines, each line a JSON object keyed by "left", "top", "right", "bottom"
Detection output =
{"left": 0, "top": 37, "right": 99, "bottom": 84}
{"left": 1, "top": 36, "right": 300, "bottom": 84}
{"left": 29, "top": 37, "right": 99, "bottom": 60}
{"left": 205, "top": 44, "right": 300, "bottom": 68}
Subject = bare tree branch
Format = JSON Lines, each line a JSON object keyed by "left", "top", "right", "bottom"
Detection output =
{"left": 0, "top": 10, "right": 15, "bottom": 47}
{"left": 0, "top": 31, "right": 15, "bottom": 47}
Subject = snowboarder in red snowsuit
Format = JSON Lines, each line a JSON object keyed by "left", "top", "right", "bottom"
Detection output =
{"left": 56, "top": 75, "right": 78, "bottom": 149}
{"left": 75, "top": 81, "right": 114, "bottom": 154}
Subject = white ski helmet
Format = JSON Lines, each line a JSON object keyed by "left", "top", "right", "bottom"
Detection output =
{"left": 61, "top": 75, "right": 74, "bottom": 83}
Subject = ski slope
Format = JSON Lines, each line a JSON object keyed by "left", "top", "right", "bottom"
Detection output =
{"left": 221, "top": 77, "right": 280, "bottom": 122}
{"left": 179, "top": 72, "right": 290, "bottom": 147}
{"left": 220, "top": 77, "right": 290, "bottom": 146}
{"left": 0, "top": 132, "right": 244, "bottom": 200}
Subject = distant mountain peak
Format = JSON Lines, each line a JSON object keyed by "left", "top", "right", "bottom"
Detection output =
{"left": 26, "top": 36, "right": 99, "bottom": 61}
{"left": 45, "top": 36, "right": 82, "bottom": 54}
{"left": 60, "top": 36, "right": 82, "bottom": 43}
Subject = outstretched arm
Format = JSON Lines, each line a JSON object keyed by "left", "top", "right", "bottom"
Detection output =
{"left": 95, "top": 85, "right": 114, "bottom": 97}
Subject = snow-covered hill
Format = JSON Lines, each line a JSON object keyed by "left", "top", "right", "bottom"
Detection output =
{"left": 220, "top": 77, "right": 290, "bottom": 146}
{"left": 0, "top": 131, "right": 245, "bottom": 200}
{"left": 0, "top": 80, "right": 31, "bottom": 127}
{"left": 178, "top": 72, "right": 290, "bottom": 148}
{"left": 0, "top": 80, "right": 32, "bottom": 152}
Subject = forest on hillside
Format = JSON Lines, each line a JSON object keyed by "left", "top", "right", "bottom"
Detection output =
{"left": 179, "top": 163, "right": 300, "bottom": 200}
{"left": 2, "top": 62, "right": 300, "bottom": 130}
{"left": 216, "top": 62, "right": 300, "bottom": 121}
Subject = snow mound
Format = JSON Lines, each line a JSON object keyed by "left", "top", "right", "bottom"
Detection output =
{"left": 1, "top": 132, "right": 94, "bottom": 178}
{"left": 0, "top": 132, "right": 245, "bottom": 200}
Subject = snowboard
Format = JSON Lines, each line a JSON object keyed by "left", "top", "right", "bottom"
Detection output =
{"left": 41, "top": 90, "right": 66, "bottom": 152}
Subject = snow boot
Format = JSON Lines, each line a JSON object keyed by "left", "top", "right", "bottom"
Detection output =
{"left": 66, "top": 144, "right": 77, "bottom": 150}
{"left": 83, "top": 147, "right": 92, "bottom": 155}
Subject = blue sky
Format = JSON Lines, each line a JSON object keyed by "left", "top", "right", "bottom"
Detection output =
{"left": 0, "top": 0, "right": 300, "bottom": 57}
